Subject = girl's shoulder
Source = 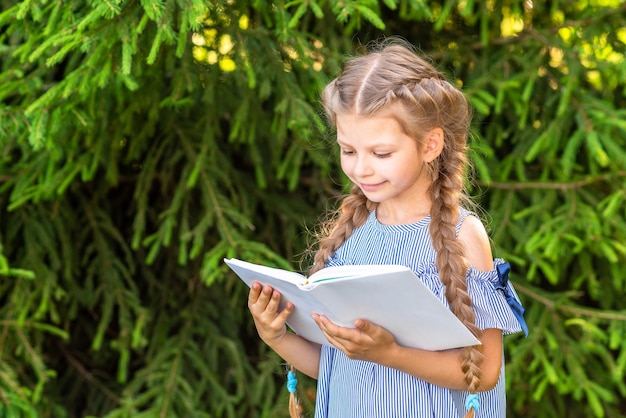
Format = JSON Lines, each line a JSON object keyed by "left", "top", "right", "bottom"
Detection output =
{"left": 457, "top": 210, "right": 493, "bottom": 272}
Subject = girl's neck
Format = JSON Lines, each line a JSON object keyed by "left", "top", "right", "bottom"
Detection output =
{"left": 375, "top": 201, "right": 432, "bottom": 225}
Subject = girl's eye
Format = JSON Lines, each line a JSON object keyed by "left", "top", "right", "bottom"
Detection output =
{"left": 341, "top": 149, "right": 354, "bottom": 155}
{"left": 374, "top": 153, "right": 391, "bottom": 158}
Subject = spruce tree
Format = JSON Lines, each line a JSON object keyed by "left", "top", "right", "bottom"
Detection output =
{"left": 1, "top": 1, "right": 625, "bottom": 417}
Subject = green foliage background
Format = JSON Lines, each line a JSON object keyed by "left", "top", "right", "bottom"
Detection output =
{"left": 1, "top": 0, "right": 625, "bottom": 417}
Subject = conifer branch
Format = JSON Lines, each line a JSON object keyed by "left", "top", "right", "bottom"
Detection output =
{"left": 60, "top": 343, "right": 121, "bottom": 403}
{"left": 513, "top": 281, "right": 626, "bottom": 321}
{"left": 176, "top": 127, "right": 238, "bottom": 247}
{"left": 160, "top": 280, "right": 202, "bottom": 417}
{"left": 478, "top": 171, "right": 626, "bottom": 190}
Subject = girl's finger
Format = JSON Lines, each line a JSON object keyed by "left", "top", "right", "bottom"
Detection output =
{"left": 317, "top": 315, "right": 347, "bottom": 338}
{"left": 275, "top": 301, "right": 294, "bottom": 324}
{"left": 253, "top": 284, "right": 274, "bottom": 308}
{"left": 318, "top": 327, "right": 343, "bottom": 351}
{"left": 264, "top": 288, "right": 282, "bottom": 313}
{"left": 247, "top": 282, "right": 262, "bottom": 307}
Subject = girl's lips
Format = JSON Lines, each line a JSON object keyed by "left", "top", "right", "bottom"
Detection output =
{"left": 359, "top": 182, "right": 384, "bottom": 192}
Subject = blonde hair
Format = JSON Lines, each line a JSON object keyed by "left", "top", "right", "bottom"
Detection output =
{"left": 291, "top": 40, "right": 481, "bottom": 418}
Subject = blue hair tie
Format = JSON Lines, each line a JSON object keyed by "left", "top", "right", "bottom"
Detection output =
{"left": 286, "top": 371, "right": 298, "bottom": 393}
{"left": 465, "top": 393, "right": 480, "bottom": 412}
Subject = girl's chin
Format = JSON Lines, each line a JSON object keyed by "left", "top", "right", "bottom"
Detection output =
{"left": 359, "top": 190, "right": 385, "bottom": 203}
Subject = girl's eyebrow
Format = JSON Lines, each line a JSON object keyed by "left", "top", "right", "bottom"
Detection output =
{"left": 336, "top": 139, "right": 395, "bottom": 148}
{"left": 336, "top": 139, "right": 357, "bottom": 148}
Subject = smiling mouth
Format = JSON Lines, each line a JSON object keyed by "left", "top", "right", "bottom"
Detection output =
{"left": 359, "top": 182, "right": 384, "bottom": 192}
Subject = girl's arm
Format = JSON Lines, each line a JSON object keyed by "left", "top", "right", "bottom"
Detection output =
{"left": 248, "top": 282, "right": 321, "bottom": 378}
{"left": 385, "top": 328, "right": 503, "bottom": 390}
{"left": 313, "top": 213, "right": 504, "bottom": 390}
{"left": 314, "top": 314, "right": 502, "bottom": 390}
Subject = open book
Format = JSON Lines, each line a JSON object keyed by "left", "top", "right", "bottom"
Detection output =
{"left": 225, "top": 258, "right": 481, "bottom": 351}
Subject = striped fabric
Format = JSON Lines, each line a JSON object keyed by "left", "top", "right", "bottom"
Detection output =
{"left": 313, "top": 209, "right": 524, "bottom": 418}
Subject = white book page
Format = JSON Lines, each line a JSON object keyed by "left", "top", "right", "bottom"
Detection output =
{"left": 307, "top": 264, "right": 409, "bottom": 284}
{"left": 224, "top": 258, "right": 306, "bottom": 286}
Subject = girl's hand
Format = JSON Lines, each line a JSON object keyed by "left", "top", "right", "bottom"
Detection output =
{"left": 313, "top": 313, "right": 397, "bottom": 363}
{"left": 247, "top": 282, "right": 294, "bottom": 346}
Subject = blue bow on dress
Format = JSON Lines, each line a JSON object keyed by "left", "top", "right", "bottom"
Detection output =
{"left": 496, "top": 263, "right": 529, "bottom": 337}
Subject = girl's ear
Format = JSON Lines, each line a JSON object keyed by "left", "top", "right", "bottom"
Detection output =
{"left": 423, "top": 127, "right": 444, "bottom": 163}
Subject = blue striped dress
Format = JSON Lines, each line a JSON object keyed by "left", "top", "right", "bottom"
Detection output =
{"left": 313, "top": 209, "right": 525, "bottom": 418}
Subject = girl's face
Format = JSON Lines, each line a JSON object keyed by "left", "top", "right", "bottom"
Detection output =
{"left": 336, "top": 113, "right": 435, "bottom": 222}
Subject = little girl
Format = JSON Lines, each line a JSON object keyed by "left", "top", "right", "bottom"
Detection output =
{"left": 247, "top": 39, "right": 527, "bottom": 418}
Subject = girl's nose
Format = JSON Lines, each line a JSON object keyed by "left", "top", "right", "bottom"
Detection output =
{"left": 354, "top": 156, "right": 373, "bottom": 177}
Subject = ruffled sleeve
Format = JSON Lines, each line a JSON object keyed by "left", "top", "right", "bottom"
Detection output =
{"left": 465, "top": 259, "right": 528, "bottom": 336}
{"left": 413, "top": 259, "right": 528, "bottom": 337}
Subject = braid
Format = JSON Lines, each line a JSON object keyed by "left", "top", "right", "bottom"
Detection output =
{"left": 287, "top": 365, "right": 303, "bottom": 418}
{"left": 429, "top": 151, "right": 483, "bottom": 417}
{"left": 310, "top": 186, "right": 374, "bottom": 275}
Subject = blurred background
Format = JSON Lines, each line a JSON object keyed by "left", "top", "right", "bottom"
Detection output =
{"left": 1, "top": 0, "right": 625, "bottom": 416}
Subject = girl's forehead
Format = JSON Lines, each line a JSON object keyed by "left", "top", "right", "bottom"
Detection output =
{"left": 337, "top": 116, "right": 401, "bottom": 138}
{"left": 336, "top": 113, "right": 411, "bottom": 136}
{"left": 335, "top": 113, "right": 401, "bottom": 128}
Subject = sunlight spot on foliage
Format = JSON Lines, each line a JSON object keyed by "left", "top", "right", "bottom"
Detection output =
{"left": 548, "top": 79, "right": 558, "bottom": 90}
{"left": 592, "top": 34, "right": 624, "bottom": 63}
{"left": 203, "top": 28, "right": 218, "bottom": 44}
{"left": 552, "top": 10, "right": 565, "bottom": 24}
{"left": 581, "top": 34, "right": 624, "bottom": 68}
{"left": 586, "top": 70, "right": 602, "bottom": 89}
{"left": 284, "top": 45, "right": 299, "bottom": 60}
{"left": 558, "top": 27, "right": 574, "bottom": 44}
{"left": 219, "top": 35, "right": 234, "bottom": 55}
{"left": 548, "top": 47, "right": 565, "bottom": 70}
{"left": 192, "top": 47, "right": 207, "bottom": 62}
{"left": 219, "top": 58, "right": 236, "bottom": 72}
{"left": 239, "top": 15, "right": 249, "bottom": 29}
{"left": 590, "top": 0, "right": 624, "bottom": 6}
{"left": 556, "top": 23, "right": 624, "bottom": 90}
{"left": 207, "top": 51, "right": 218, "bottom": 65}
{"left": 192, "top": 26, "right": 237, "bottom": 71}
{"left": 577, "top": 34, "right": 625, "bottom": 89}
{"left": 307, "top": 40, "right": 326, "bottom": 72}
{"left": 500, "top": 12, "right": 524, "bottom": 37}
{"left": 192, "top": 33, "right": 205, "bottom": 46}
